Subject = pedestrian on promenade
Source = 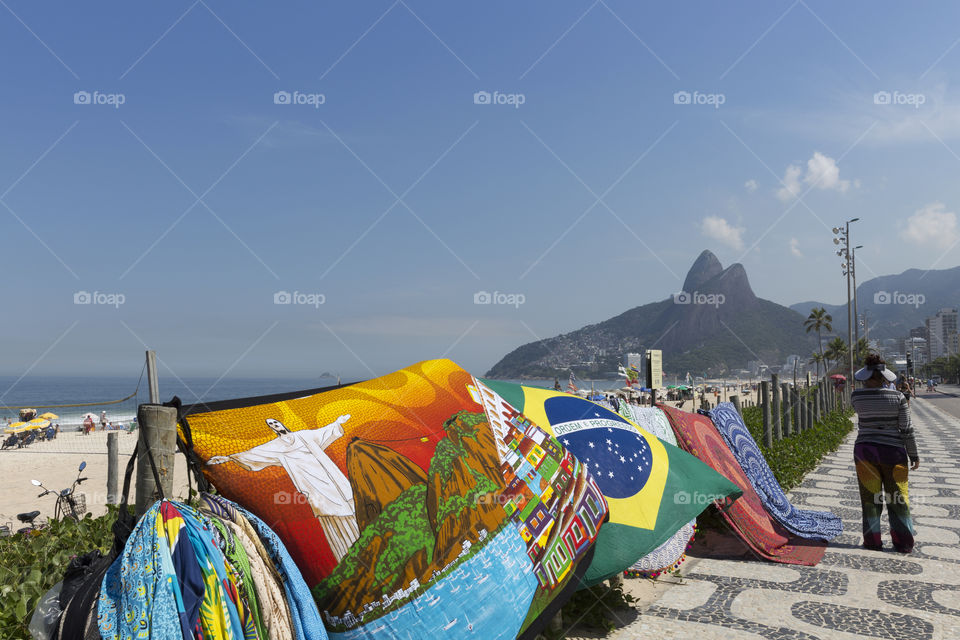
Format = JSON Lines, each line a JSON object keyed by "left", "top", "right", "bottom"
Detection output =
{"left": 851, "top": 353, "right": 919, "bottom": 553}
{"left": 899, "top": 377, "right": 913, "bottom": 406}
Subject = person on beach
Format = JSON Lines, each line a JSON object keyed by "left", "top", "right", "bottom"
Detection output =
{"left": 851, "top": 353, "right": 919, "bottom": 553}
{"left": 99, "top": 411, "right": 107, "bottom": 431}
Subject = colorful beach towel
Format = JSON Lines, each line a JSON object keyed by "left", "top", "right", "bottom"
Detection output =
{"left": 707, "top": 403, "right": 842, "bottom": 541}
{"left": 660, "top": 405, "right": 827, "bottom": 566}
{"left": 181, "top": 360, "right": 608, "bottom": 640}
{"left": 480, "top": 381, "right": 741, "bottom": 587}
{"left": 617, "top": 405, "right": 698, "bottom": 576}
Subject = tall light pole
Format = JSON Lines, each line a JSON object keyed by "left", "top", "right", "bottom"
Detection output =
{"left": 852, "top": 244, "right": 863, "bottom": 351}
{"left": 834, "top": 218, "right": 859, "bottom": 388}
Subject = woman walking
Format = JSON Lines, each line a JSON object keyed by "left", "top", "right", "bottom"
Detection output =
{"left": 851, "top": 354, "right": 920, "bottom": 552}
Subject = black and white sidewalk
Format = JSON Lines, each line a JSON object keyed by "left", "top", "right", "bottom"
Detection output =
{"left": 611, "top": 397, "right": 960, "bottom": 640}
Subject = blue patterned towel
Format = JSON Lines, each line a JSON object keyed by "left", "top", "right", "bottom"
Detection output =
{"left": 707, "top": 402, "right": 842, "bottom": 541}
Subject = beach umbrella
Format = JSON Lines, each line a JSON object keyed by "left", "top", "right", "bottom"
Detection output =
{"left": 5, "top": 421, "right": 30, "bottom": 434}
{"left": 38, "top": 412, "right": 59, "bottom": 420}
{"left": 26, "top": 419, "right": 50, "bottom": 431}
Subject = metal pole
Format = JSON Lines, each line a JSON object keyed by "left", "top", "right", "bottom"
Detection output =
{"left": 847, "top": 248, "right": 860, "bottom": 352}
{"left": 846, "top": 222, "right": 854, "bottom": 386}
{"left": 107, "top": 431, "right": 119, "bottom": 505}
{"left": 146, "top": 350, "right": 160, "bottom": 404}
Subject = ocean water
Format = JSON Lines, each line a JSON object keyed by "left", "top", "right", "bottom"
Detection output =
{"left": 0, "top": 375, "right": 626, "bottom": 429}
{"left": 0, "top": 375, "right": 339, "bottom": 428}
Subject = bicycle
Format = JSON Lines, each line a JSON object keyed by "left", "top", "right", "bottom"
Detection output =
{"left": 19, "top": 461, "right": 89, "bottom": 533}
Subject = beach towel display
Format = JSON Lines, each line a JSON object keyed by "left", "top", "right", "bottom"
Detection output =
{"left": 617, "top": 405, "right": 698, "bottom": 577}
{"left": 98, "top": 497, "right": 318, "bottom": 640}
{"left": 707, "top": 403, "right": 842, "bottom": 541}
{"left": 480, "top": 381, "right": 741, "bottom": 587}
{"left": 181, "top": 359, "right": 608, "bottom": 640}
{"left": 623, "top": 522, "right": 696, "bottom": 578}
{"left": 660, "top": 405, "right": 827, "bottom": 566}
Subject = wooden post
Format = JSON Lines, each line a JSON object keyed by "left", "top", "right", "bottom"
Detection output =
{"left": 136, "top": 404, "right": 177, "bottom": 516}
{"left": 805, "top": 395, "right": 813, "bottom": 430}
{"left": 813, "top": 385, "right": 820, "bottom": 424}
{"left": 650, "top": 389, "right": 657, "bottom": 408}
{"left": 781, "top": 383, "right": 792, "bottom": 436}
{"left": 731, "top": 394, "right": 741, "bottom": 416}
{"left": 761, "top": 381, "right": 772, "bottom": 447}
{"left": 146, "top": 350, "right": 160, "bottom": 403}
{"left": 107, "top": 431, "right": 119, "bottom": 504}
{"left": 798, "top": 392, "right": 806, "bottom": 432}
{"left": 771, "top": 374, "right": 781, "bottom": 441}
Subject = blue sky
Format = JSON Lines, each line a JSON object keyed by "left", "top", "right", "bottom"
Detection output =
{"left": 2, "top": 1, "right": 960, "bottom": 381}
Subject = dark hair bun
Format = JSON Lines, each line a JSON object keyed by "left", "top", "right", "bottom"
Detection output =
{"left": 864, "top": 353, "right": 884, "bottom": 367}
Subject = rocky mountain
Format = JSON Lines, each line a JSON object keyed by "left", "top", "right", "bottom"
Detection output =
{"left": 791, "top": 264, "right": 960, "bottom": 340}
{"left": 427, "top": 411, "right": 506, "bottom": 567}
{"left": 346, "top": 439, "right": 427, "bottom": 530}
{"left": 487, "top": 250, "right": 817, "bottom": 378}
{"left": 313, "top": 410, "right": 507, "bottom": 620}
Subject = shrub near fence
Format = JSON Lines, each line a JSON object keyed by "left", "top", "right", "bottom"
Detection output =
{"left": 741, "top": 405, "right": 854, "bottom": 491}
{"left": 0, "top": 508, "right": 117, "bottom": 639}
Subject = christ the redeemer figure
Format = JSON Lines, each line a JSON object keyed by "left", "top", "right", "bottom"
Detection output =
{"left": 207, "top": 414, "right": 360, "bottom": 562}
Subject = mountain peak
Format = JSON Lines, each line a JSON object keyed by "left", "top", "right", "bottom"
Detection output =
{"left": 682, "top": 250, "right": 723, "bottom": 293}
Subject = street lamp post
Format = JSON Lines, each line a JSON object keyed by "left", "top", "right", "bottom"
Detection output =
{"left": 834, "top": 218, "right": 859, "bottom": 390}
{"left": 853, "top": 244, "right": 863, "bottom": 352}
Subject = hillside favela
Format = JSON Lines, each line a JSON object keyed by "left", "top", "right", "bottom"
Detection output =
{"left": 3, "top": 4, "right": 960, "bottom": 640}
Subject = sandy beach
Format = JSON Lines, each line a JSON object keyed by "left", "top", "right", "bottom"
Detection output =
{"left": 0, "top": 430, "right": 190, "bottom": 527}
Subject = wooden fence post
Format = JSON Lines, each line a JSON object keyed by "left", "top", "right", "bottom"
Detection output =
{"left": 761, "top": 381, "right": 772, "bottom": 447}
{"left": 781, "top": 383, "right": 792, "bottom": 436}
{"left": 107, "top": 431, "right": 119, "bottom": 505}
{"left": 136, "top": 404, "right": 177, "bottom": 516}
{"left": 771, "top": 374, "right": 781, "bottom": 441}
{"left": 731, "top": 394, "right": 741, "bottom": 416}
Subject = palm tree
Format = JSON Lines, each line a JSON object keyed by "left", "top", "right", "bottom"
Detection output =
{"left": 804, "top": 307, "right": 832, "bottom": 372}
{"left": 852, "top": 338, "right": 871, "bottom": 365}
{"left": 825, "top": 337, "right": 848, "bottom": 373}
{"left": 809, "top": 351, "right": 825, "bottom": 378}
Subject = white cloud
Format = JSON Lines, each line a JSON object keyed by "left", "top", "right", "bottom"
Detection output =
{"left": 776, "top": 165, "right": 804, "bottom": 201}
{"left": 789, "top": 237, "right": 803, "bottom": 257}
{"left": 901, "top": 202, "right": 959, "bottom": 249}
{"left": 777, "top": 152, "right": 851, "bottom": 202}
{"left": 744, "top": 179, "right": 758, "bottom": 193}
{"left": 701, "top": 216, "right": 744, "bottom": 250}
{"left": 805, "top": 152, "right": 850, "bottom": 192}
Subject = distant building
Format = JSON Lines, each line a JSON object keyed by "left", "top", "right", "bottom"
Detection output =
{"left": 904, "top": 337, "right": 928, "bottom": 365}
{"left": 926, "top": 309, "right": 959, "bottom": 360}
{"left": 624, "top": 353, "right": 644, "bottom": 369}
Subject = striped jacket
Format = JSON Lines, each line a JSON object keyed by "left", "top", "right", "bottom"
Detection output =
{"left": 851, "top": 388, "right": 919, "bottom": 460}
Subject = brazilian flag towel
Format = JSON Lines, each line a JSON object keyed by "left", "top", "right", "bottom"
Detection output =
{"left": 482, "top": 381, "right": 742, "bottom": 586}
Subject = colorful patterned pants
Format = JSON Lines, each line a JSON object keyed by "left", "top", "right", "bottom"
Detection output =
{"left": 854, "top": 442, "right": 914, "bottom": 552}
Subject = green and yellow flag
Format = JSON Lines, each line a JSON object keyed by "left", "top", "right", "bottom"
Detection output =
{"left": 481, "top": 381, "right": 741, "bottom": 586}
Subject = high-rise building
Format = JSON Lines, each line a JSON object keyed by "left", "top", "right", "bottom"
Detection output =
{"left": 926, "top": 308, "right": 958, "bottom": 360}
{"left": 905, "top": 337, "right": 928, "bottom": 365}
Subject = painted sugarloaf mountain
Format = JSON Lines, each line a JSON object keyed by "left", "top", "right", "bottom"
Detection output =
{"left": 487, "top": 250, "right": 816, "bottom": 377}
